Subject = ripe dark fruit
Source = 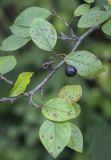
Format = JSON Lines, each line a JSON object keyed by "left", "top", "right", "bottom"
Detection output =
{"left": 65, "top": 65, "right": 77, "bottom": 77}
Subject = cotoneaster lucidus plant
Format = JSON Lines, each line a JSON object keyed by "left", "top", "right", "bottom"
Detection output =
{"left": 0, "top": 0, "right": 111, "bottom": 158}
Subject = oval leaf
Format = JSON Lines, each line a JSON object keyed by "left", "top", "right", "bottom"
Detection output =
{"left": 39, "top": 120, "right": 71, "bottom": 158}
{"left": 67, "top": 123, "right": 83, "bottom": 153}
{"left": 0, "top": 56, "right": 16, "bottom": 75}
{"left": 58, "top": 85, "right": 82, "bottom": 104}
{"left": 10, "top": 72, "right": 33, "bottom": 97}
{"left": 15, "top": 7, "right": 51, "bottom": 27}
{"left": 102, "top": 19, "right": 111, "bottom": 36}
{"left": 74, "top": 4, "right": 91, "bottom": 17}
{"left": 10, "top": 25, "right": 30, "bottom": 38}
{"left": 65, "top": 51, "right": 104, "bottom": 77}
{"left": 78, "top": 10, "right": 109, "bottom": 28}
{"left": 0, "top": 35, "right": 30, "bottom": 51}
{"left": 42, "top": 98, "right": 79, "bottom": 122}
{"left": 30, "top": 18, "right": 57, "bottom": 51}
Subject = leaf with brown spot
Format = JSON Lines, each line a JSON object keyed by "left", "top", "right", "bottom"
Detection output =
{"left": 58, "top": 85, "right": 82, "bottom": 104}
{"left": 30, "top": 18, "right": 57, "bottom": 51}
{"left": 39, "top": 120, "right": 71, "bottom": 158}
{"left": 42, "top": 98, "right": 78, "bottom": 122}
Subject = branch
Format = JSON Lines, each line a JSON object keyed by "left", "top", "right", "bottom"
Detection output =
{"left": 72, "top": 26, "right": 99, "bottom": 52}
{"left": 0, "top": 74, "right": 13, "bottom": 85}
{"left": 29, "top": 26, "right": 99, "bottom": 95}
{"left": 0, "top": 26, "right": 98, "bottom": 108}
{"left": 52, "top": 9, "right": 78, "bottom": 41}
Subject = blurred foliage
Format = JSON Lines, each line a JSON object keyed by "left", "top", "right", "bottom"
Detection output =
{"left": 0, "top": 0, "right": 111, "bottom": 160}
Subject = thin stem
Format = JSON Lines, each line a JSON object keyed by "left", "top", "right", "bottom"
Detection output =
{"left": 0, "top": 74, "right": 13, "bottom": 85}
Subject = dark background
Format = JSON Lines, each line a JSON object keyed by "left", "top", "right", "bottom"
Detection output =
{"left": 0, "top": 0, "right": 111, "bottom": 160}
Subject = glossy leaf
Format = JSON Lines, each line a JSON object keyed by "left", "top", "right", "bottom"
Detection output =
{"left": 0, "top": 56, "right": 16, "bottom": 75}
{"left": 58, "top": 85, "right": 82, "bottom": 104}
{"left": 14, "top": 7, "right": 51, "bottom": 27}
{"left": 67, "top": 123, "right": 83, "bottom": 153}
{"left": 0, "top": 35, "right": 30, "bottom": 51}
{"left": 65, "top": 51, "right": 104, "bottom": 77}
{"left": 74, "top": 4, "right": 91, "bottom": 17}
{"left": 10, "top": 25, "right": 30, "bottom": 38}
{"left": 42, "top": 98, "right": 79, "bottom": 122}
{"left": 78, "top": 10, "right": 110, "bottom": 28}
{"left": 102, "top": 19, "right": 111, "bottom": 36}
{"left": 39, "top": 120, "right": 71, "bottom": 158}
{"left": 10, "top": 72, "right": 33, "bottom": 97}
{"left": 30, "top": 18, "right": 57, "bottom": 51}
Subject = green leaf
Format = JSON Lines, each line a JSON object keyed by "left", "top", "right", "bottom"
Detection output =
{"left": 67, "top": 123, "right": 83, "bottom": 153}
{"left": 0, "top": 35, "right": 30, "bottom": 51}
{"left": 42, "top": 98, "right": 79, "bottom": 122}
{"left": 104, "top": 5, "right": 111, "bottom": 10}
{"left": 30, "top": 18, "right": 57, "bottom": 51}
{"left": 39, "top": 120, "right": 71, "bottom": 158}
{"left": 88, "top": 6, "right": 100, "bottom": 12}
{"left": 10, "top": 25, "right": 30, "bottom": 38}
{"left": 84, "top": 0, "right": 95, "bottom": 3}
{"left": 58, "top": 85, "right": 82, "bottom": 104}
{"left": 72, "top": 104, "right": 81, "bottom": 118}
{"left": 102, "top": 19, "right": 111, "bottom": 36}
{"left": 0, "top": 56, "right": 16, "bottom": 75}
{"left": 10, "top": 72, "right": 33, "bottom": 97}
{"left": 78, "top": 10, "right": 110, "bottom": 28}
{"left": 14, "top": 7, "right": 51, "bottom": 27}
{"left": 65, "top": 51, "right": 104, "bottom": 78}
{"left": 74, "top": 4, "right": 91, "bottom": 17}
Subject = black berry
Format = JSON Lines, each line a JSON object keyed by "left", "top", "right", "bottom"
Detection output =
{"left": 65, "top": 65, "right": 77, "bottom": 77}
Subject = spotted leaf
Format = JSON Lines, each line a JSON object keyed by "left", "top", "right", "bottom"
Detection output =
{"left": 58, "top": 85, "right": 82, "bottom": 104}
{"left": 78, "top": 10, "right": 110, "bottom": 28}
{"left": 39, "top": 120, "right": 71, "bottom": 158}
{"left": 30, "top": 18, "right": 57, "bottom": 51}
{"left": 42, "top": 98, "right": 79, "bottom": 122}
{"left": 65, "top": 51, "right": 105, "bottom": 78}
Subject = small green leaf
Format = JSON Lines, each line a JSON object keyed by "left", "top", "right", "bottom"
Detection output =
{"left": 72, "top": 104, "right": 81, "bottom": 118}
{"left": 58, "top": 85, "right": 82, "bottom": 104}
{"left": 84, "top": 0, "right": 95, "bottom": 3}
{"left": 74, "top": 4, "right": 91, "bottom": 17}
{"left": 65, "top": 51, "right": 104, "bottom": 78}
{"left": 78, "top": 10, "right": 110, "bottom": 28}
{"left": 102, "top": 19, "right": 111, "bottom": 36}
{"left": 10, "top": 72, "right": 33, "bottom": 97}
{"left": 14, "top": 7, "right": 51, "bottom": 27}
{"left": 0, "top": 56, "right": 16, "bottom": 75}
{"left": 39, "top": 120, "right": 71, "bottom": 158}
{"left": 0, "top": 35, "right": 30, "bottom": 51}
{"left": 67, "top": 123, "right": 83, "bottom": 153}
{"left": 10, "top": 25, "right": 30, "bottom": 38}
{"left": 42, "top": 98, "right": 79, "bottom": 122}
{"left": 30, "top": 18, "right": 57, "bottom": 51}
